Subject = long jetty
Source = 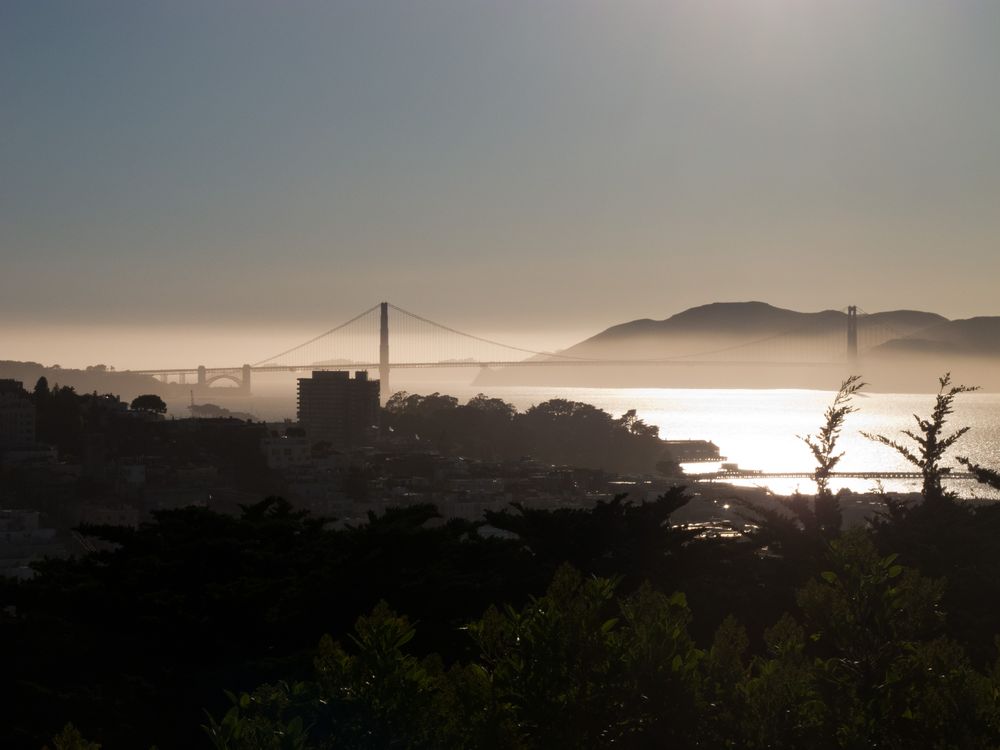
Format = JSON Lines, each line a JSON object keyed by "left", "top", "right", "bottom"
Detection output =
{"left": 690, "top": 470, "right": 977, "bottom": 481}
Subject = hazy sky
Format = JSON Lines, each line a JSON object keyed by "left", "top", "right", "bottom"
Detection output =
{"left": 4, "top": 1, "right": 1000, "bottom": 366}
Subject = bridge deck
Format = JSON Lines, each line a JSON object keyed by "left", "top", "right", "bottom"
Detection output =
{"left": 127, "top": 359, "right": 845, "bottom": 376}
{"left": 118, "top": 300, "right": 875, "bottom": 379}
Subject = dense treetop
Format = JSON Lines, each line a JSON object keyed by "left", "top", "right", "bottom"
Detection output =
{"left": 383, "top": 392, "right": 675, "bottom": 474}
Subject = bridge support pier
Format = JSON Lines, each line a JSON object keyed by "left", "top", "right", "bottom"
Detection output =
{"left": 197, "top": 366, "right": 206, "bottom": 386}
{"left": 847, "top": 306, "right": 859, "bottom": 368}
{"left": 241, "top": 364, "right": 252, "bottom": 395}
{"left": 379, "top": 301, "right": 390, "bottom": 404}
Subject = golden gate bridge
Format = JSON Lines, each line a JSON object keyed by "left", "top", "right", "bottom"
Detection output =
{"left": 123, "top": 303, "right": 910, "bottom": 396}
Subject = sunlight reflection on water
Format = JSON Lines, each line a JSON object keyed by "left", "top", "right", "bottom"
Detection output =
{"left": 459, "top": 386, "right": 1000, "bottom": 499}
{"left": 215, "top": 381, "right": 1000, "bottom": 499}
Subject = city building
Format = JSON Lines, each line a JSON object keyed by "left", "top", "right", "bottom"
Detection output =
{"left": 261, "top": 434, "right": 311, "bottom": 468}
{"left": 0, "top": 380, "right": 36, "bottom": 449}
{"left": 297, "top": 371, "right": 379, "bottom": 449}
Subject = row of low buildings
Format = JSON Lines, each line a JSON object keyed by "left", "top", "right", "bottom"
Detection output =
{"left": 0, "top": 382, "right": 56, "bottom": 578}
{"left": 271, "top": 446, "right": 625, "bottom": 525}
{"left": 0, "top": 379, "right": 270, "bottom": 577}
{"left": 0, "top": 370, "right": 402, "bottom": 576}
{"left": 271, "top": 371, "right": 701, "bottom": 523}
{"left": 2, "top": 370, "right": 748, "bottom": 575}
{"left": 2, "top": 366, "right": 378, "bottom": 462}
{"left": 271, "top": 372, "right": 752, "bottom": 528}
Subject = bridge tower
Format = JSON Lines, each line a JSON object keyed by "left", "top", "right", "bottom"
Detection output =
{"left": 847, "top": 305, "right": 859, "bottom": 367}
{"left": 379, "top": 301, "right": 390, "bottom": 402}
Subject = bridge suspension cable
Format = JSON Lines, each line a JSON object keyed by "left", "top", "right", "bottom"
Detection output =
{"left": 660, "top": 321, "right": 841, "bottom": 362}
{"left": 387, "top": 304, "right": 590, "bottom": 362}
{"left": 251, "top": 304, "right": 381, "bottom": 367}
{"left": 248, "top": 302, "right": 588, "bottom": 371}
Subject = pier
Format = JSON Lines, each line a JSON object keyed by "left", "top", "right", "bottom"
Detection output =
{"left": 689, "top": 470, "right": 978, "bottom": 481}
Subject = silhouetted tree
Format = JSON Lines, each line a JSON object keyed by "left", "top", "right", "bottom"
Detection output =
{"left": 33, "top": 375, "right": 50, "bottom": 400}
{"left": 34, "top": 384, "right": 84, "bottom": 453}
{"left": 129, "top": 393, "right": 167, "bottom": 414}
{"left": 42, "top": 724, "right": 101, "bottom": 750}
{"left": 870, "top": 480, "right": 1000, "bottom": 665}
{"left": 484, "top": 489, "right": 697, "bottom": 590}
{"left": 863, "top": 373, "right": 977, "bottom": 505}
{"left": 734, "top": 378, "right": 867, "bottom": 578}
{"left": 617, "top": 408, "right": 659, "bottom": 438}
{"left": 957, "top": 456, "right": 1000, "bottom": 492}
{"left": 382, "top": 393, "right": 671, "bottom": 472}
{"left": 466, "top": 392, "right": 517, "bottom": 420}
{"left": 800, "top": 375, "right": 865, "bottom": 536}
{"left": 2, "top": 497, "right": 534, "bottom": 748}
{"left": 197, "top": 535, "right": 1000, "bottom": 749}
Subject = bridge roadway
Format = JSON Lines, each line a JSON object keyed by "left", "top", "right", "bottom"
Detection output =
{"left": 690, "top": 470, "right": 977, "bottom": 481}
{"left": 129, "top": 358, "right": 844, "bottom": 377}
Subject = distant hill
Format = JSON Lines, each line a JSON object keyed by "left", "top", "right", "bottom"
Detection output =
{"left": 475, "top": 302, "right": 1000, "bottom": 392}
{"left": 556, "top": 302, "right": 951, "bottom": 361}
{"left": 587, "top": 301, "right": 845, "bottom": 343}
{"left": 870, "top": 317, "right": 1000, "bottom": 358}
{"left": 0, "top": 360, "right": 163, "bottom": 398}
{"left": 0, "top": 360, "right": 199, "bottom": 402}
